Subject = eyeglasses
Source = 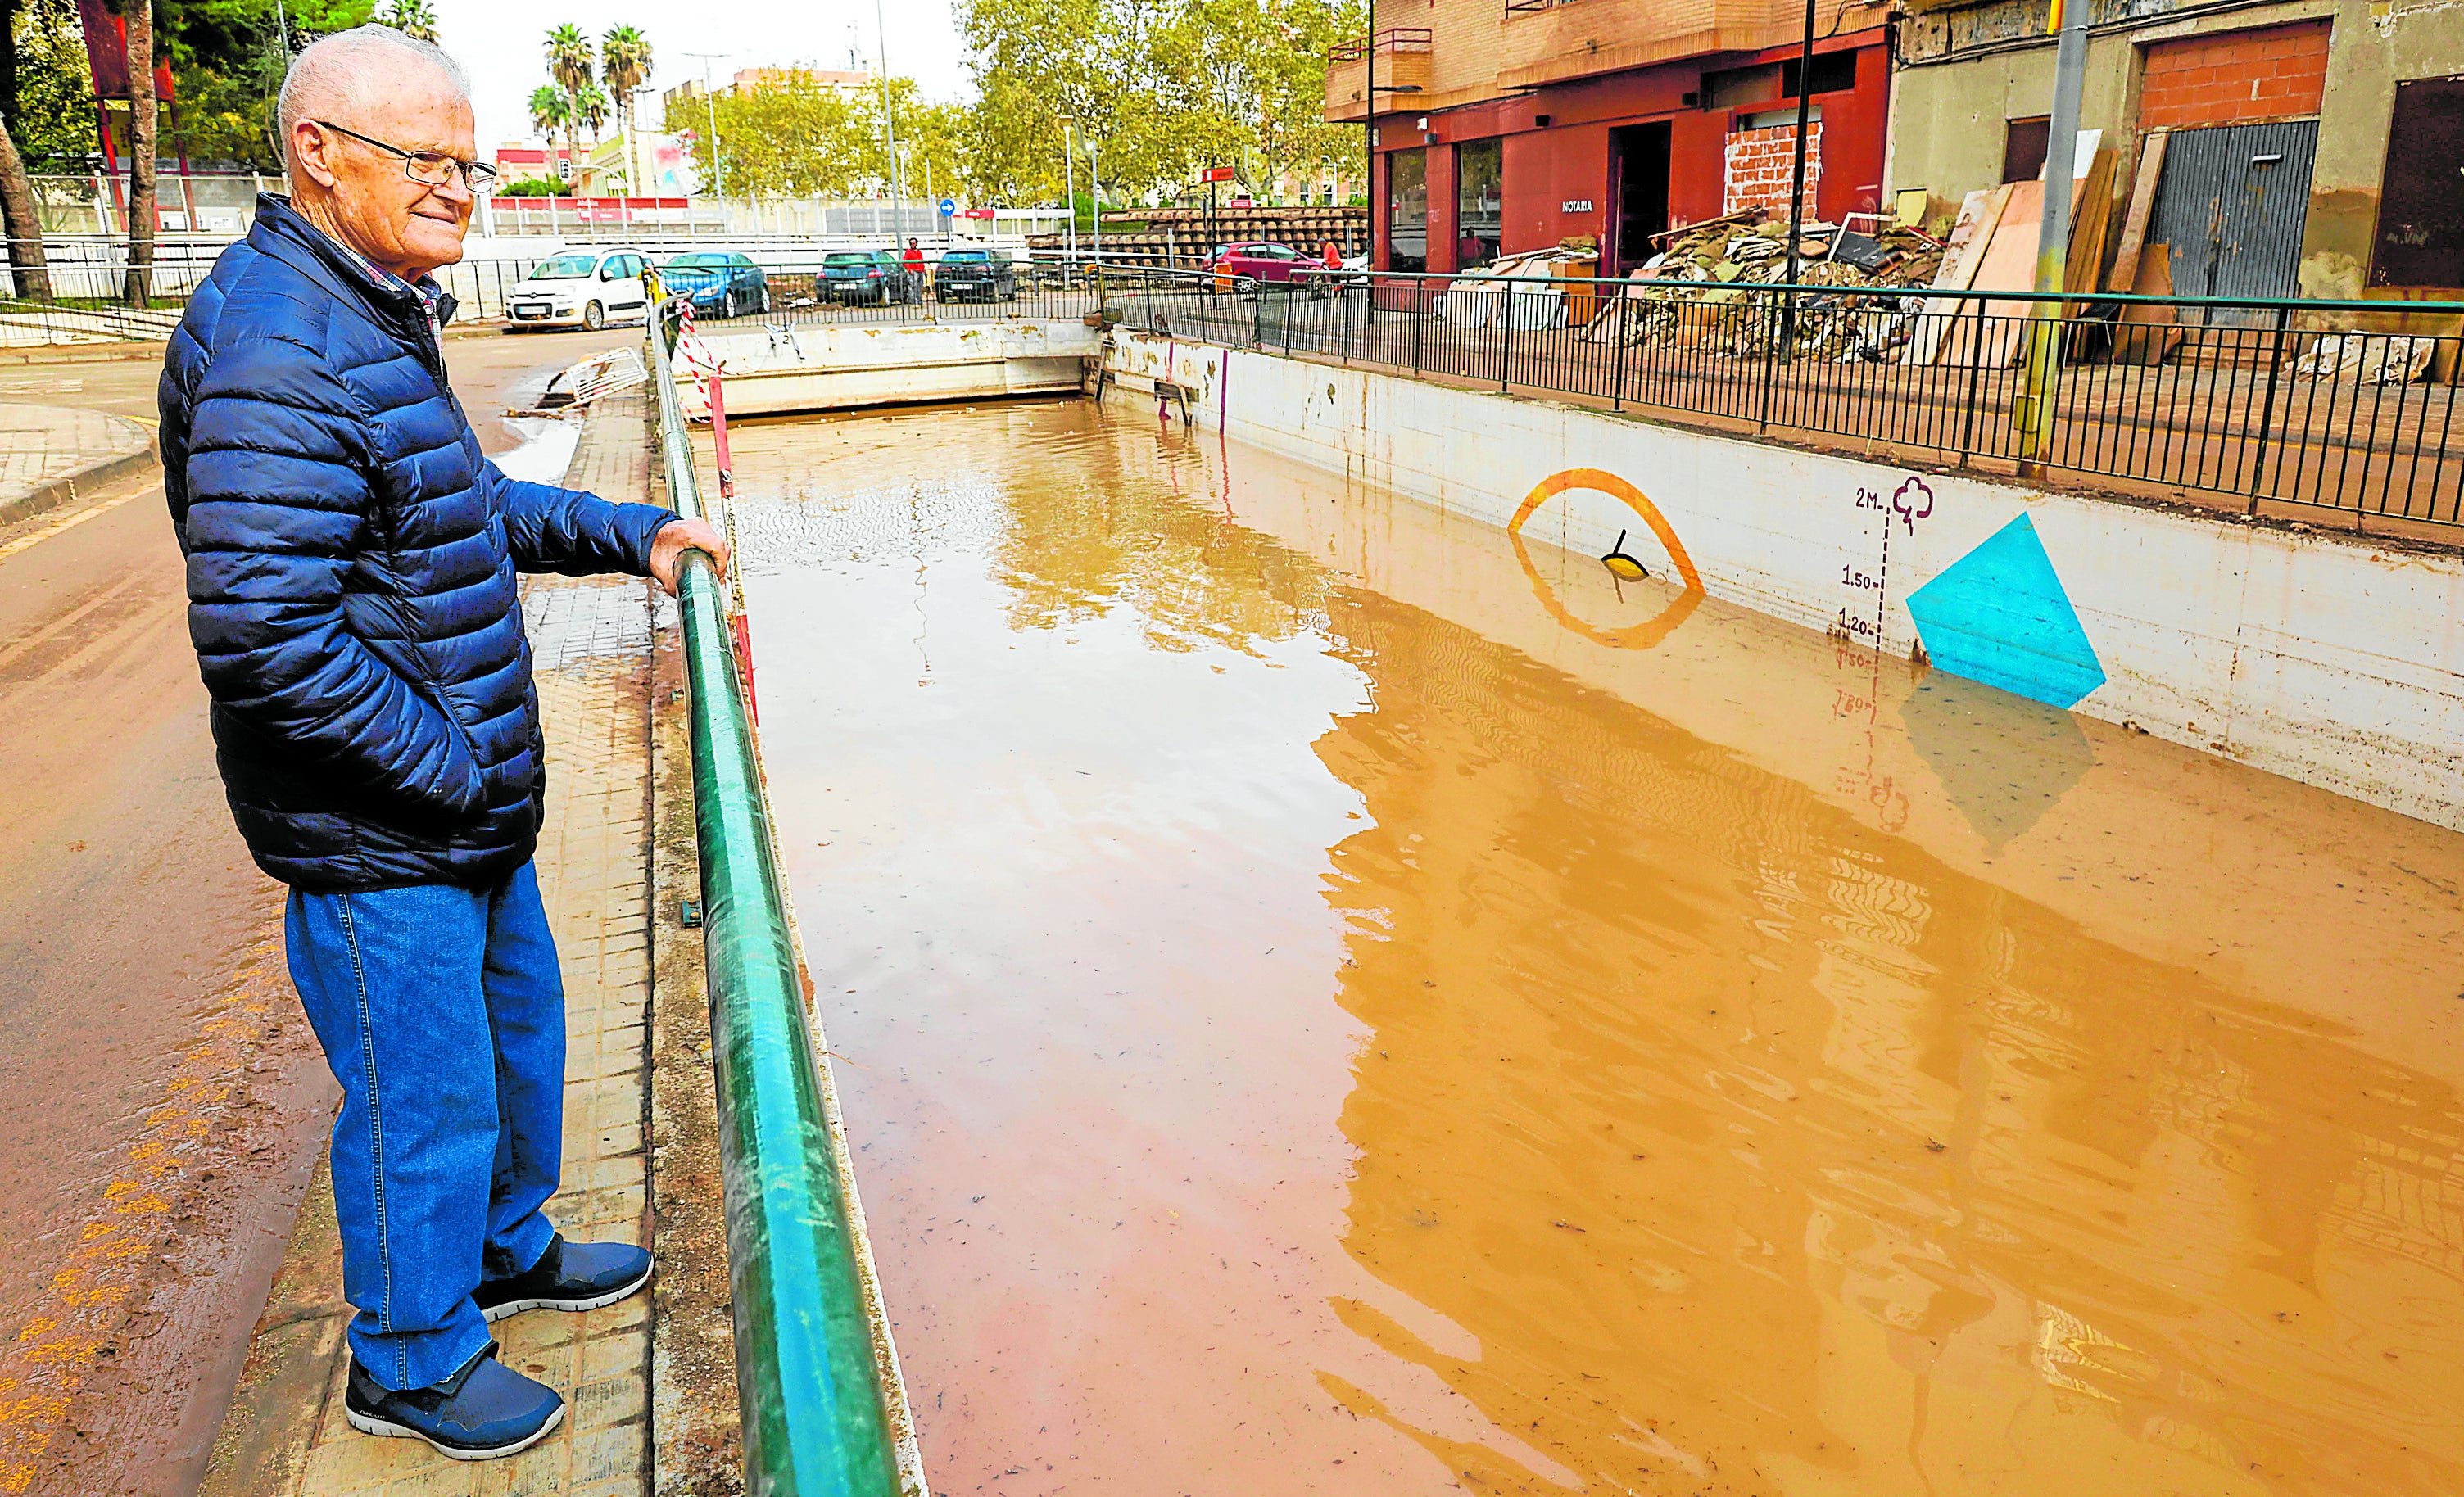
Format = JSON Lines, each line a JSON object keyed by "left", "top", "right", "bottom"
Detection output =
{"left": 314, "top": 120, "right": 500, "bottom": 195}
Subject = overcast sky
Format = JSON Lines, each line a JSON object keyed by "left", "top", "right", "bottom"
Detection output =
{"left": 428, "top": 0, "right": 974, "bottom": 149}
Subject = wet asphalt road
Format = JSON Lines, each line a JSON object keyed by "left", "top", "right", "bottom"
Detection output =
{"left": 0, "top": 325, "right": 637, "bottom": 1496}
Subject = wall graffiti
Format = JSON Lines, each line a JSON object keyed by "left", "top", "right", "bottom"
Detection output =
{"left": 1505, "top": 468, "right": 1706, "bottom": 650}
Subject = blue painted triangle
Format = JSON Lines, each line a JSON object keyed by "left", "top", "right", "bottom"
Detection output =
{"left": 1904, "top": 513, "right": 2106, "bottom": 710}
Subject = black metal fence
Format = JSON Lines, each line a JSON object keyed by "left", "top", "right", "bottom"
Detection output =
{"left": 1088, "top": 264, "right": 2464, "bottom": 528}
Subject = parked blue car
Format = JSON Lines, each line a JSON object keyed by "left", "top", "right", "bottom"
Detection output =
{"left": 659, "top": 251, "right": 771, "bottom": 319}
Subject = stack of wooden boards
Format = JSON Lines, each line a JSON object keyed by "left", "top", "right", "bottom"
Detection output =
{"left": 1029, "top": 206, "right": 1370, "bottom": 269}
{"left": 1907, "top": 131, "right": 2119, "bottom": 367}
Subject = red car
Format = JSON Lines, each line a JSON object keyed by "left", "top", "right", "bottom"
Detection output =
{"left": 1207, "top": 241, "right": 1313, "bottom": 293}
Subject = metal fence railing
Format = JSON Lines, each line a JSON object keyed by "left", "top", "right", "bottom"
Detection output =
{"left": 1085, "top": 263, "right": 2464, "bottom": 529}
{"left": 647, "top": 302, "right": 913, "bottom": 1497}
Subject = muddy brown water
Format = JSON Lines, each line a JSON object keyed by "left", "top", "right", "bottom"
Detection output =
{"left": 711, "top": 398, "right": 2464, "bottom": 1497}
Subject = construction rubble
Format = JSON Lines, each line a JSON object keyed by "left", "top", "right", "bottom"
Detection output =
{"left": 1574, "top": 208, "right": 1948, "bottom": 362}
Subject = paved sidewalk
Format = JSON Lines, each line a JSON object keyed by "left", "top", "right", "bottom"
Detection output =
{"left": 0, "top": 402, "right": 156, "bottom": 525}
{"left": 201, "top": 396, "right": 661, "bottom": 1497}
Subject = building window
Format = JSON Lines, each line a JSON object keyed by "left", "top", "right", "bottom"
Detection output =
{"left": 1781, "top": 50, "right": 1858, "bottom": 97}
{"left": 1388, "top": 148, "right": 1429, "bottom": 272}
{"left": 2371, "top": 75, "right": 2464, "bottom": 287}
{"left": 1456, "top": 139, "right": 1503, "bottom": 268}
{"left": 1703, "top": 63, "right": 1781, "bottom": 110}
{"left": 2003, "top": 117, "right": 2050, "bottom": 183}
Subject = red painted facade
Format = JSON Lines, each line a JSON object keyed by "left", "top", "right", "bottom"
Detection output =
{"left": 1371, "top": 26, "right": 1891, "bottom": 275}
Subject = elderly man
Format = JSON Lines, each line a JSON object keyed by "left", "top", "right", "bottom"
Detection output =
{"left": 159, "top": 27, "right": 725, "bottom": 1460}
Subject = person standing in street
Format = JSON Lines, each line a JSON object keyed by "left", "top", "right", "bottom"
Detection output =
{"left": 902, "top": 235, "right": 928, "bottom": 297}
{"left": 157, "top": 25, "right": 728, "bottom": 1461}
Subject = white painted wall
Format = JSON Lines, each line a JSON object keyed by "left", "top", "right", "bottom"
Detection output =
{"left": 677, "top": 319, "right": 1101, "bottom": 417}
{"left": 1098, "top": 330, "right": 2464, "bottom": 830}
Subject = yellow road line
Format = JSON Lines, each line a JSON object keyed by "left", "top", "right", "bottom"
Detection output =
{"left": 0, "top": 490, "right": 144, "bottom": 565}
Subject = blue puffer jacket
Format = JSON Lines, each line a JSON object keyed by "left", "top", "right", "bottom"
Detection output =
{"left": 161, "top": 196, "right": 677, "bottom": 891}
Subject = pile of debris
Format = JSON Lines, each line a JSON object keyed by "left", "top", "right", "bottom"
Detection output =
{"left": 1580, "top": 207, "right": 1948, "bottom": 362}
{"left": 1439, "top": 237, "right": 1601, "bottom": 329}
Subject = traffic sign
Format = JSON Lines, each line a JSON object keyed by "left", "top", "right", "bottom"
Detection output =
{"left": 1201, "top": 166, "right": 1237, "bottom": 183}
{"left": 961, "top": 207, "right": 997, "bottom": 219}
{"left": 938, "top": 197, "right": 958, "bottom": 217}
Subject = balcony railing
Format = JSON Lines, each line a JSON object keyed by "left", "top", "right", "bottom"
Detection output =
{"left": 1328, "top": 25, "right": 1434, "bottom": 60}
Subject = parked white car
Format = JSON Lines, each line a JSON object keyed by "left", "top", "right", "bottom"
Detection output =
{"left": 506, "top": 247, "right": 653, "bottom": 332}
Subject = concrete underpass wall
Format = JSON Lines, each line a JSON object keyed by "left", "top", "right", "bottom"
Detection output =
{"left": 682, "top": 319, "right": 1098, "bottom": 416}
{"left": 1098, "top": 330, "right": 2464, "bottom": 830}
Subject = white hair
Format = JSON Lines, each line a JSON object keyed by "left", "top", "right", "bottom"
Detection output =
{"left": 277, "top": 25, "right": 472, "bottom": 155}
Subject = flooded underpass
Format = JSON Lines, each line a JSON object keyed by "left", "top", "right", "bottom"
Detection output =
{"left": 704, "top": 397, "right": 2464, "bottom": 1497}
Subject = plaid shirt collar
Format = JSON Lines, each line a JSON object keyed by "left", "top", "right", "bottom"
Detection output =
{"left": 303, "top": 219, "right": 457, "bottom": 341}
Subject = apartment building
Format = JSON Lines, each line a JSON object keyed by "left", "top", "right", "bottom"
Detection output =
{"left": 1890, "top": 0, "right": 2464, "bottom": 308}
{"left": 1326, "top": 0, "right": 1893, "bottom": 275}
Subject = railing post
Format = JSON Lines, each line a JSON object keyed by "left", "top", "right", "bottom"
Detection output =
{"left": 1411, "top": 279, "right": 1424, "bottom": 375}
{"left": 2253, "top": 301, "right": 2294, "bottom": 495}
{"left": 1957, "top": 292, "right": 1987, "bottom": 464}
{"left": 1498, "top": 278, "right": 1514, "bottom": 393}
{"left": 1610, "top": 292, "right": 1628, "bottom": 412}
{"left": 1755, "top": 287, "right": 1778, "bottom": 432}
{"left": 1341, "top": 278, "right": 1352, "bottom": 364}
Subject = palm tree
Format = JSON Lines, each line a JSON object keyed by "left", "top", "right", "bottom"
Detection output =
{"left": 571, "top": 81, "right": 610, "bottom": 148}
{"left": 601, "top": 24, "right": 652, "bottom": 136}
{"left": 379, "top": 0, "right": 437, "bottom": 43}
{"left": 526, "top": 83, "right": 574, "bottom": 186}
{"left": 546, "top": 24, "right": 594, "bottom": 98}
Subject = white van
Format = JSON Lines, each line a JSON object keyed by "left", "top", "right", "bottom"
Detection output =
{"left": 506, "top": 246, "right": 652, "bottom": 331}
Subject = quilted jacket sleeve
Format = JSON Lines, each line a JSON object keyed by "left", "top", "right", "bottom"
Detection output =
{"left": 491, "top": 462, "right": 677, "bottom": 577}
{"left": 180, "top": 333, "right": 486, "bottom": 817}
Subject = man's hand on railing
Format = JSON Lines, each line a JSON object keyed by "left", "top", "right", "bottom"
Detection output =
{"left": 650, "top": 516, "right": 732, "bottom": 596}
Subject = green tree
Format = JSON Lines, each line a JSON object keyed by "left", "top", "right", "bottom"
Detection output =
{"left": 377, "top": 0, "right": 433, "bottom": 41}
{"left": 681, "top": 70, "right": 870, "bottom": 199}
{"left": 958, "top": 0, "right": 1361, "bottom": 206}
{"left": 7, "top": 0, "right": 93, "bottom": 170}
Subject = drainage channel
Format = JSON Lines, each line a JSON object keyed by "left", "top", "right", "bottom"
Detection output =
{"left": 664, "top": 337, "right": 2464, "bottom": 1495}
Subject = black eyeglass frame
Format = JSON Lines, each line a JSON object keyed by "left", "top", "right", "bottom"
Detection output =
{"left": 313, "top": 119, "right": 500, "bottom": 194}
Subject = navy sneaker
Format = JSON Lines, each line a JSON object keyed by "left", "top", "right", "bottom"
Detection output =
{"left": 473, "top": 1233, "right": 653, "bottom": 1323}
{"left": 343, "top": 1341, "right": 564, "bottom": 1460}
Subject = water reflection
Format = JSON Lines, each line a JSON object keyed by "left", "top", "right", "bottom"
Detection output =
{"left": 718, "top": 401, "right": 2464, "bottom": 1497}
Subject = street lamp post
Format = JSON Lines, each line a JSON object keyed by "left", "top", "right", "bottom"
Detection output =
{"left": 1778, "top": 0, "right": 1816, "bottom": 356}
{"left": 1088, "top": 132, "right": 1102, "bottom": 266}
{"left": 874, "top": 0, "right": 904, "bottom": 239}
{"left": 681, "top": 52, "right": 727, "bottom": 203}
{"left": 1062, "top": 121, "right": 1077, "bottom": 267}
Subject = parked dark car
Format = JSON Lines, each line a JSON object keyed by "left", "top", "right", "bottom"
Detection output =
{"left": 822, "top": 249, "right": 920, "bottom": 305}
{"left": 932, "top": 249, "right": 1017, "bottom": 302}
{"left": 659, "top": 251, "right": 770, "bottom": 318}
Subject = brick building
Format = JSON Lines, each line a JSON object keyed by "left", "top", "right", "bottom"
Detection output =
{"left": 1888, "top": 0, "right": 2464, "bottom": 308}
{"left": 1326, "top": 0, "right": 1893, "bottom": 276}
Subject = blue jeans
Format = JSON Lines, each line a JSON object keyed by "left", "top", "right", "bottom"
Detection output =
{"left": 283, "top": 862, "right": 565, "bottom": 1391}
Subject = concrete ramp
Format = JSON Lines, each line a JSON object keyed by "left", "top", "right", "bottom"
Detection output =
{"left": 678, "top": 319, "right": 1099, "bottom": 417}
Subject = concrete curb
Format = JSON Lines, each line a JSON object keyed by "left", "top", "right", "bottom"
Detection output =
{"left": 0, "top": 434, "right": 161, "bottom": 528}
{"left": 0, "top": 319, "right": 515, "bottom": 368}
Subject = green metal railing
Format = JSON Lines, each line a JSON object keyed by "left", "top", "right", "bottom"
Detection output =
{"left": 647, "top": 305, "right": 905, "bottom": 1497}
